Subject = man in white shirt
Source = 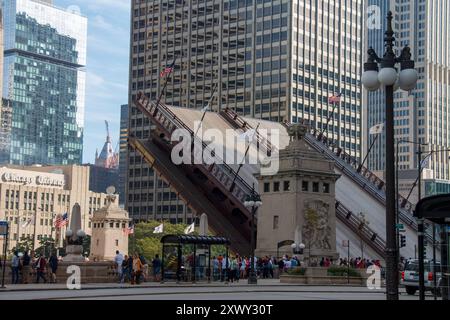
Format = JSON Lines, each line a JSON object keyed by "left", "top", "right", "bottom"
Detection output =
{"left": 114, "top": 251, "right": 124, "bottom": 283}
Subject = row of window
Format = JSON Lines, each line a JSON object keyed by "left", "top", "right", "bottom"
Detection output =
{"left": 263, "top": 180, "right": 330, "bottom": 193}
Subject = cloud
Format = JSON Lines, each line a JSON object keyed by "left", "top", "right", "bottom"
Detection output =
{"left": 90, "top": 15, "right": 128, "bottom": 35}
{"left": 72, "top": 0, "right": 130, "bottom": 12}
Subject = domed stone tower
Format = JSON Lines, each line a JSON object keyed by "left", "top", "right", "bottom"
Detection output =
{"left": 90, "top": 189, "right": 130, "bottom": 261}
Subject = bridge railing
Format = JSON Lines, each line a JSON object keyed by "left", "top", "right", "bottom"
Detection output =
{"left": 335, "top": 201, "right": 386, "bottom": 258}
{"left": 297, "top": 125, "right": 436, "bottom": 244}
{"left": 220, "top": 108, "right": 274, "bottom": 157}
{"left": 134, "top": 92, "right": 255, "bottom": 205}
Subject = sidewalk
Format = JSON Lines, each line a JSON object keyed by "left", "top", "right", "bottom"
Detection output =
{"left": 0, "top": 279, "right": 370, "bottom": 292}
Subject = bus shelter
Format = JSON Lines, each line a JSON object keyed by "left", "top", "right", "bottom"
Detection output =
{"left": 160, "top": 235, "right": 230, "bottom": 283}
{"left": 415, "top": 194, "right": 450, "bottom": 300}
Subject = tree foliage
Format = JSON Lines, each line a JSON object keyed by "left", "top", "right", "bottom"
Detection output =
{"left": 129, "top": 220, "right": 226, "bottom": 261}
{"left": 13, "top": 235, "right": 34, "bottom": 254}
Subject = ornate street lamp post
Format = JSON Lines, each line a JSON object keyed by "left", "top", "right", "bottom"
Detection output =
{"left": 362, "top": 11, "right": 418, "bottom": 300}
{"left": 244, "top": 185, "right": 262, "bottom": 285}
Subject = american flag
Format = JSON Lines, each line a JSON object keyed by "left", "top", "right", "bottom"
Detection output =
{"left": 54, "top": 213, "right": 68, "bottom": 229}
{"left": 123, "top": 224, "right": 134, "bottom": 236}
{"left": 160, "top": 60, "right": 176, "bottom": 78}
{"left": 328, "top": 93, "right": 342, "bottom": 104}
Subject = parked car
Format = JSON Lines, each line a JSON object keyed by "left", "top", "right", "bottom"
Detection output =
{"left": 401, "top": 259, "right": 441, "bottom": 295}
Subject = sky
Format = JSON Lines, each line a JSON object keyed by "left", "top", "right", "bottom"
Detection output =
{"left": 56, "top": 0, "right": 131, "bottom": 164}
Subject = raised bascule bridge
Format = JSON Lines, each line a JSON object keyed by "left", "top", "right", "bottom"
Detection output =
{"left": 129, "top": 92, "right": 435, "bottom": 261}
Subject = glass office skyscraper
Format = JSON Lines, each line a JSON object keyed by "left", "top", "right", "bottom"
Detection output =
{"left": 127, "top": 0, "right": 364, "bottom": 222}
{"left": 366, "top": 0, "right": 450, "bottom": 186}
{"left": 2, "top": 0, "right": 87, "bottom": 165}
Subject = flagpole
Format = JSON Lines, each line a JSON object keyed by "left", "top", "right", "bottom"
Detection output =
{"left": 156, "top": 58, "right": 177, "bottom": 106}
{"left": 230, "top": 123, "right": 260, "bottom": 193}
{"left": 357, "top": 134, "right": 379, "bottom": 173}
{"left": 324, "top": 102, "right": 339, "bottom": 137}
{"left": 32, "top": 211, "right": 37, "bottom": 251}
{"left": 194, "top": 84, "right": 217, "bottom": 139}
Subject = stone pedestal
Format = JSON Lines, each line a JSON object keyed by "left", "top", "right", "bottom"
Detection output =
{"left": 64, "top": 245, "right": 85, "bottom": 262}
{"left": 255, "top": 123, "right": 340, "bottom": 263}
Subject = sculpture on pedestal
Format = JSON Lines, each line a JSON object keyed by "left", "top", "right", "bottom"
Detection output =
{"left": 64, "top": 203, "right": 87, "bottom": 262}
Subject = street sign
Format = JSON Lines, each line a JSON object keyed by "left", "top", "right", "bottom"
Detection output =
{"left": 342, "top": 240, "right": 349, "bottom": 247}
{"left": 399, "top": 229, "right": 406, "bottom": 233}
{"left": 0, "top": 221, "right": 8, "bottom": 235}
{"left": 396, "top": 224, "right": 404, "bottom": 229}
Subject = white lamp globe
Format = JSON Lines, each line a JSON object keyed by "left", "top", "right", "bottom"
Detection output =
{"left": 255, "top": 201, "right": 263, "bottom": 207}
{"left": 299, "top": 243, "right": 306, "bottom": 249}
{"left": 378, "top": 67, "right": 398, "bottom": 86}
{"left": 65, "top": 229, "right": 73, "bottom": 237}
{"left": 77, "top": 230, "right": 86, "bottom": 238}
{"left": 291, "top": 243, "right": 297, "bottom": 249}
{"left": 399, "top": 68, "right": 418, "bottom": 91}
{"left": 362, "top": 70, "right": 380, "bottom": 91}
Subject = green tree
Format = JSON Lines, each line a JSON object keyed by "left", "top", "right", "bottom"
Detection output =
{"left": 35, "top": 236, "right": 55, "bottom": 257}
{"left": 130, "top": 220, "right": 227, "bottom": 262}
{"left": 13, "top": 235, "right": 34, "bottom": 254}
{"left": 82, "top": 235, "right": 91, "bottom": 257}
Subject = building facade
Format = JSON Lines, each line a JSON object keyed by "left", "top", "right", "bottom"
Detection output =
{"left": 366, "top": 0, "right": 450, "bottom": 189}
{"left": 1, "top": 0, "right": 87, "bottom": 165}
{"left": 88, "top": 164, "right": 119, "bottom": 195}
{"left": 127, "top": 0, "right": 363, "bottom": 222}
{"left": 118, "top": 104, "right": 128, "bottom": 206}
{"left": 0, "top": 165, "right": 112, "bottom": 252}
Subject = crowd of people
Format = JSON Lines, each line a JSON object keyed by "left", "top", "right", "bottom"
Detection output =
{"left": 337, "top": 257, "right": 383, "bottom": 269}
{"left": 7, "top": 250, "right": 59, "bottom": 284}
{"left": 114, "top": 250, "right": 162, "bottom": 285}
{"left": 6, "top": 248, "right": 385, "bottom": 285}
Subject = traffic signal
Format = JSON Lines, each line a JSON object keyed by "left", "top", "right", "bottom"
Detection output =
{"left": 400, "top": 235, "right": 406, "bottom": 248}
{"left": 423, "top": 243, "right": 427, "bottom": 258}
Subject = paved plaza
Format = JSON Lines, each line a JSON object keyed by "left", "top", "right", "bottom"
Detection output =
{"left": 0, "top": 279, "right": 436, "bottom": 300}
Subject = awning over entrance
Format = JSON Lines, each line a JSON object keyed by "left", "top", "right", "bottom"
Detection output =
{"left": 161, "top": 235, "right": 230, "bottom": 245}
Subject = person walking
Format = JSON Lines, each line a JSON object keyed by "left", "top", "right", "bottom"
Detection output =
{"left": 127, "top": 254, "right": 133, "bottom": 282}
{"left": 48, "top": 252, "right": 58, "bottom": 283}
{"left": 212, "top": 256, "right": 219, "bottom": 281}
{"left": 152, "top": 254, "right": 161, "bottom": 282}
{"left": 114, "top": 250, "right": 124, "bottom": 283}
{"left": 132, "top": 253, "right": 143, "bottom": 285}
{"left": 121, "top": 255, "right": 128, "bottom": 283}
{"left": 11, "top": 251, "right": 20, "bottom": 284}
{"left": 140, "top": 254, "right": 149, "bottom": 282}
{"left": 239, "top": 257, "right": 246, "bottom": 280}
{"left": 22, "top": 251, "right": 31, "bottom": 284}
{"left": 35, "top": 255, "right": 47, "bottom": 283}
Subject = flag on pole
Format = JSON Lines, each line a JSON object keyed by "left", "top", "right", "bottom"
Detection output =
{"left": 328, "top": 93, "right": 342, "bottom": 104}
{"left": 184, "top": 222, "right": 195, "bottom": 235}
{"left": 201, "top": 104, "right": 210, "bottom": 113}
{"left": 153, "top": 223, "right": 164, "bottom": 234}
{"left": 21, "top": 218, "right": 32, "bottom": 228}
{"left": 238, "top": 129, "right": 256, "bottom": 142}
{"left": 123, "top": 224, "right": 135, "bottom": 236}
{"left": 369, "top": 123, "right": 385, "bottom": 135}
{"left": 54, "top": 213, "right": 68, "bottom": 229}
{"left": 160, "top": 60, "right": 175, "bottom": 78}
{"left": 421, "top": 154, "right": 432, "bottom": 168}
